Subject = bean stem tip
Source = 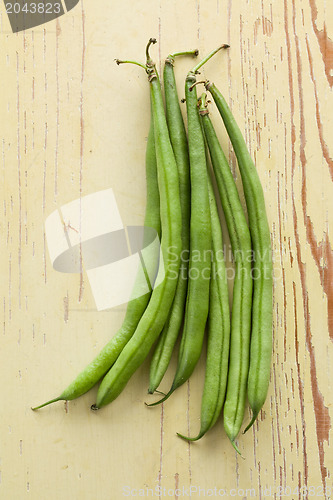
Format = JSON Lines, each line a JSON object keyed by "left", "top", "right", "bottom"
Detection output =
{"left": 31, "top": 397, "right": 61, "bottom": 411}
{"left": 230, "top": 439, "right": 243, "bottom": 457}
{"left": 243, "top": 412, "right": 259, "bottom": 434}
{"left": 176, "top": 431, "right": 203, "bottom": 442}
{"left": 145, "top": 387, "right": 174, "bottom": 407}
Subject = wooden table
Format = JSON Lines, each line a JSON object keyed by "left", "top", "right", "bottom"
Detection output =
{"left": 0, "top": 1, "right": 332, "bottom": 498}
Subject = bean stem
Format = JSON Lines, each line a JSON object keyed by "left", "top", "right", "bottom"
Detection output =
{"left": 190, "top": 44, "right": 229, "bottom": 74}
{"left": 115, "top": 59, "right": 147, "bottom": 70}
{"left": 171, "top": 50, "right": 199, "bottom": 58}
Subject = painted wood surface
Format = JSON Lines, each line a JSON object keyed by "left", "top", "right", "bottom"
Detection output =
{"left": 0, "top": 1, "right": 332, "bottom": 498}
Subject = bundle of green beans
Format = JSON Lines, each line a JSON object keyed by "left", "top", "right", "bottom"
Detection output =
{"left": 32, "top": 40, "right": 272, "bottom": 455}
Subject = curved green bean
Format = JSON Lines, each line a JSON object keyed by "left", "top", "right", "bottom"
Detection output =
{"left": 206, "top": 80, "right": 273, "bottom": 434}
{"left": 92, "top": 39, "right": 182, "bottom": 410}
{"left": 32, "top": 96, "right": 160, "bottom": 411}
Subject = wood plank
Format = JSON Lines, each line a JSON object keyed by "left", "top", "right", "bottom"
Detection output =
{"left": 0, "top": 0, "right": 331, "bottom": 498}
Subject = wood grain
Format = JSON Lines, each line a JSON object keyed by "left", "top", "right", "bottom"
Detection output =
{"left": 0, "top": 0, "right": 331, "bottom": 498}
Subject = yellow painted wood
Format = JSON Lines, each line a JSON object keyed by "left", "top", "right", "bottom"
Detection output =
{"left": 0, "top": 1, "right": 332, "bottom": 498}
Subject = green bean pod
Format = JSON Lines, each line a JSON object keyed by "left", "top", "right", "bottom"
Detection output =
{"left": 148, "top": 50, "right": 197, "bottom": 394}
{"left": 93, "top": 40, "right": 182, "bottom": 409}
{"left": 199, "top": 95, "right": 253, "bottom": 452}
{"left": 206, "top": 81, "right": 273, "bottom": 433}
{"left": 32, "top": 103, "right": 160, "bottom": 411}
{"left": 147, "top": 46, "right": 229, "bottom": 407}
{"left": 148, "top": 80, "right": 212, "bottom": 408}
{"left": 178, "top": 140, "right": 230, "bottom": 441}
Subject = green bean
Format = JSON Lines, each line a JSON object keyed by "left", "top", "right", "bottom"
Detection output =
{"left": 148, "top": 49, "right": 198, "bottom": 395}
{"left": 92, "top": 39, "right": 182, "bottom": 410}
{"left": 205, "top": 80, "right": 273, "bottom": 433}
{"left": 178, "top": 112, "right": 230, "bottom": 439}
{"left": 31, "top": 93, "right": 161, "bottom": 411}
{"left": 147, "top": 46, "right": 228, "bottom": 407}
{"left": 197, "top": 92, "right": 252, "bottom": 452}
